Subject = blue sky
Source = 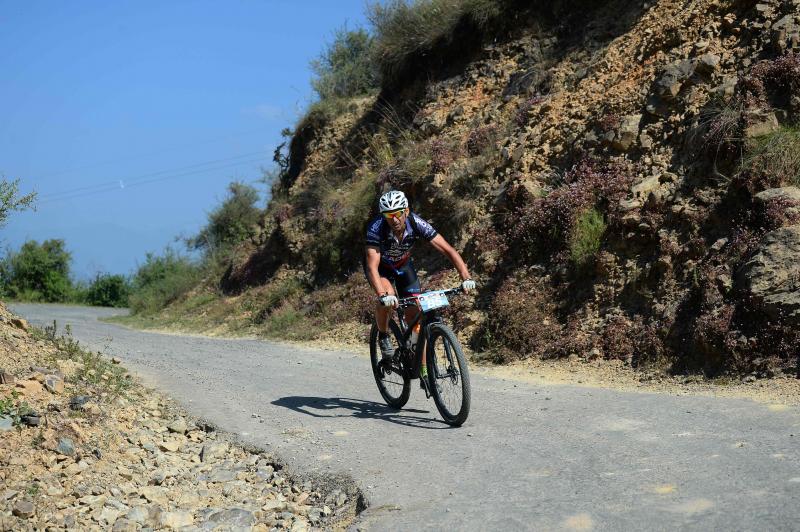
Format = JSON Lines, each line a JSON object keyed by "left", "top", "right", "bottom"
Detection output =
{"left": 1, "top": 0, "right": 371, "bottom": 278}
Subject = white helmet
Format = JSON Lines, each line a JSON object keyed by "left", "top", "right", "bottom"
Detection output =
{"left": 378, "top": 190, "right": 408, "bottom": 212}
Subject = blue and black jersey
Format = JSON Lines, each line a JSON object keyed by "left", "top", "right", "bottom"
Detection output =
{"left": 365, "top": 212, "right": 438, "bottom": 268}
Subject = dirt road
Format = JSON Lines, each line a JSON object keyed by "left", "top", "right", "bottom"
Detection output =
{"left": 11, "top": 304, "right": 800, "bottom": 531}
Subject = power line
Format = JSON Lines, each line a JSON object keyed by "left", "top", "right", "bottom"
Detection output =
{"left": 38, "top": 156, "right": 268, "bottom": 204}
{"left": 38, "top": 152, "right": 269, "bottom": 203}
{"left": 31, "top": 126, "right": 276, "bottom": 180}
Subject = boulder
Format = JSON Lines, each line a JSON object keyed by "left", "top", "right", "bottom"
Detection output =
{"left": 56, "top": 438, "right": 76, "bottom": 457}
{"left": 631, "top": 176, "right": 662, "bottom": 200}
{"left": 612, "top": 114, "right": 642, "bottom": 151}
{"left": 204, "top": 508, "right": 256, "bottom": 528}
{"left": 44, "top": 375, "right": 64, "bottom": 394}
{"left": 738, "top": 226, "right": 800, "bottom": 324}
{"left": 655, "top": 60, "right": 695, "bottom": 100}
{"left": 167, "top": 418, "right": 188, "bottom": 434}
{"left": 12, "top": 500, "right": 35, "bottom": 519}
{"left": 772, "top": 14, "right": 799, "bottom": 52}
{"left": 158, "top": 510, "right": 194, "bottom": 530}
{"left": 744, "top": 110, "right": 780, "bottom": 138}
{"left": 695, "top": 53, "right": 720, "bottom": 74}
{"left": 755, "top": 187, "right": 800, "bottom": 219}
{"left": 200, "top": 442, "right": 228, "bottom": 463}
{"left": 10, "top": 318, "right": 29, "bottom": 331}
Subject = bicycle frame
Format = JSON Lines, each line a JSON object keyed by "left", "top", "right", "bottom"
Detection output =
{"left": 392, "top": 287, "right": 462, "bottom": 379}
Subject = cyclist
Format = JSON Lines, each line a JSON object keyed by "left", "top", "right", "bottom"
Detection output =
{"left": 364, "top": 190, "right": 475, "bottom": 376}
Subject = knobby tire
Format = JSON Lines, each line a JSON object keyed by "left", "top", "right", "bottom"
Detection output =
{"left": 426, "top": 323, "right": 471, "bottom": 426}
{"left": 370, "top": 321, "right": 410, "bottom": 409}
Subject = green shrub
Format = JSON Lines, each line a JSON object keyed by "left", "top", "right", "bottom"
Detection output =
{"left": 311, "top": 27, "right": 378, "bottom": 101}
{"left": 740, "top": 126, "right": 800, "bottom": 190}
{"left": 128, "top": 250, "right": 201, "bottom": 315}
{"left": 0, "top": 178, "right": 36, "bottom": 229}
{"left": 84, "top": 273, "right": 130, "bottom": 308}
{"left": 251, "top": 277, "right": 304, "bottom": 323}
{"left": 0, "top": 239, "right": 73, "bottom": 302}
{"left": 188, "top": 182, "right": 262, "bottom": 256}
{"left": 570, "top": 208, "right": 606, "bottom": 268}
{"left": 368, "top": 0, "right": 503, "bottom": 83}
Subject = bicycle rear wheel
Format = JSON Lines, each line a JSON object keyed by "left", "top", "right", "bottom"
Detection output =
{"left": 370, "top": 321, "right": 410, "bottom": 409}
{"left": 426, "top": 323, "right": 471, "bottom": 426}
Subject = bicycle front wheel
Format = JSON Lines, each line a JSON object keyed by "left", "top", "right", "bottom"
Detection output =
{"left": 426, "top": 323, "right": 471, "bottom": 426}
{"left": 369, "top": 321, "right": 410, "bottom": 409}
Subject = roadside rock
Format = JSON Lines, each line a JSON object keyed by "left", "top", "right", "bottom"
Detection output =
{"left": 44, "top": 374, "right": 64, "bottom": 394}
{"left": 200, "top": 442, "right": 229, "bottom": 462}
{"left": 203, "top": 508, "right": 256, "bottom": 528}
{"left": 158, "top": 510, "right": 194, "bottom": 529}
{"left": 167, "top": 418, "right": 188, "bottom": 434}
{"left": 12, "top": 500, "right": 35, "bottom": 519}
{"left": 111, "top": 517, "right": 137, "bottom": 532}
{"left": 56, "top": 437, "right": 76, "bottom": 457}
{"left": 611, "top": 114, "right": 642, "bottom": 151}
{"left": 10, "top": 318, "right": 29, "bottom": 331}
{"left": 755, "top": 187, "right": 800, "bottom": 219}
{"left": 655, "top": 60, "right": 694, "bottom": 100}
{"left": 744, "top": 110, "right": 780, "bottom": 138}
{"left": 738, "top": 226, "right": 800, "bottom": 324}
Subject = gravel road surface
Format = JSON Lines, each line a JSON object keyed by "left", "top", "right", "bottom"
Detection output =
{"left": 11, "top": 304, "right": 800, "bottom": 531}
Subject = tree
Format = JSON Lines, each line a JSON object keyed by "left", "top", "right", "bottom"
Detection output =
{"left": 0, "top": 178, "right": 36, "bottom": 228}
{"left": 85, "top": 273, "right": 130, "bottom": 307}
{"left": 310, "top": 27, "right": 378, "bottom": 101}
{"left": 0, "top": 239, "right": 73, "bottom": 302}
{"left": 188, "top": 182, "right": 262, "bottom": 255}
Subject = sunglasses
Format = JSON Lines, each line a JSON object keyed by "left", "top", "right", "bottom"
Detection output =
{"left": 382, "top": 209, "right": 406, "bottom": 220}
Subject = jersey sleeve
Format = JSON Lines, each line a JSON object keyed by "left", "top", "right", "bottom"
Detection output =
{"left": 365, "top": 216, "right": 382, "bottom": 247}
{"left": 412, "top": 213, "right": 438, "bottom": 241}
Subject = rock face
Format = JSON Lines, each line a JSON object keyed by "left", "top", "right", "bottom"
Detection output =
{"left": 739, "top": 226, "right": 800, "bottom": 324}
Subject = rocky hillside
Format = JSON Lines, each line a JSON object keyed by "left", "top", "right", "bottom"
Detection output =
{"left": 166, "top": 0, "right": 799, "bottom": 377}
{"left": 0, "top": 304, "right": 361, "bottom": 530}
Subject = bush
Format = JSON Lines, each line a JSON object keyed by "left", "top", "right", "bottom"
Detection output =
{"left": 0, "top": 239, "right": 73, "bottom": 302}
{"left": 0, "top": 178, "right": 36, "bottom": 228}
{"left": 368, "top": 0, "right": 503, "bottom": 83}
{"left": 690, "top": 99, "right": 745, "bottom": 169}
{"left": 570, "top": 208, "right": 606, "bottom": 268}
{"left": 739, "top": 126, "right": 800, "bottom": 191}
{"left": 480, "top": 273, "right": 562, "bottom": 362}
{"left": 740, "top": 52, "right": 800, "bottom": 108}
{"left": 84, "top": 273, "right": 130, "bottom": 308}
{"left": 188, "top": 182, "right": 262, "bottom": 256}
{"left": 128, "top": 250, "right": 201, "bottom": 315}
{"left": 311, "top": 27, "right": 378, "bottom": 101}
{"left": 251, "top": 277, "right": 304, "bottom": 323}
{"left": 507, "top": 158, "right": 632, "bottom": 263}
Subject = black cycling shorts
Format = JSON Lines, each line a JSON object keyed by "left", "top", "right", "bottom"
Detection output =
{"left": 363, "top": 259, "right": 421, "bottom": 298}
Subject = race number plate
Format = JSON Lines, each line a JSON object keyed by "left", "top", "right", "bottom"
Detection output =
{"left": 418, "top": 291, "right": 449, "bottom": 312}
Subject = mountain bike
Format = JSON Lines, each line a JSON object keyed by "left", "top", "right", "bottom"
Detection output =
{"left": 369, "top": 287, "right": 471, "bottom": 426}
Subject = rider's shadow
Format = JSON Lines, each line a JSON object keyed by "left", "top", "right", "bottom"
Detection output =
{"left": 271, "top": 396, "right": 452, "bottom": 429}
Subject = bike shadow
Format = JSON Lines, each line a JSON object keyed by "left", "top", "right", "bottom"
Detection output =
{"left": 271, "top": 396, "right": 453, "bottom": 430}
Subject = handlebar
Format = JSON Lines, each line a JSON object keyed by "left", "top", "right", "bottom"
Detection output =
{"left": 397, "top": 287, "right": 464, "bottom": 308}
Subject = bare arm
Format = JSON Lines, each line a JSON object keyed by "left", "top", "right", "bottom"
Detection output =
{"left": 365, "top": 246, "right": 388, "bottom": 296}
{"left": 429, "top": 234, "right": 471, "bottom": 281}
